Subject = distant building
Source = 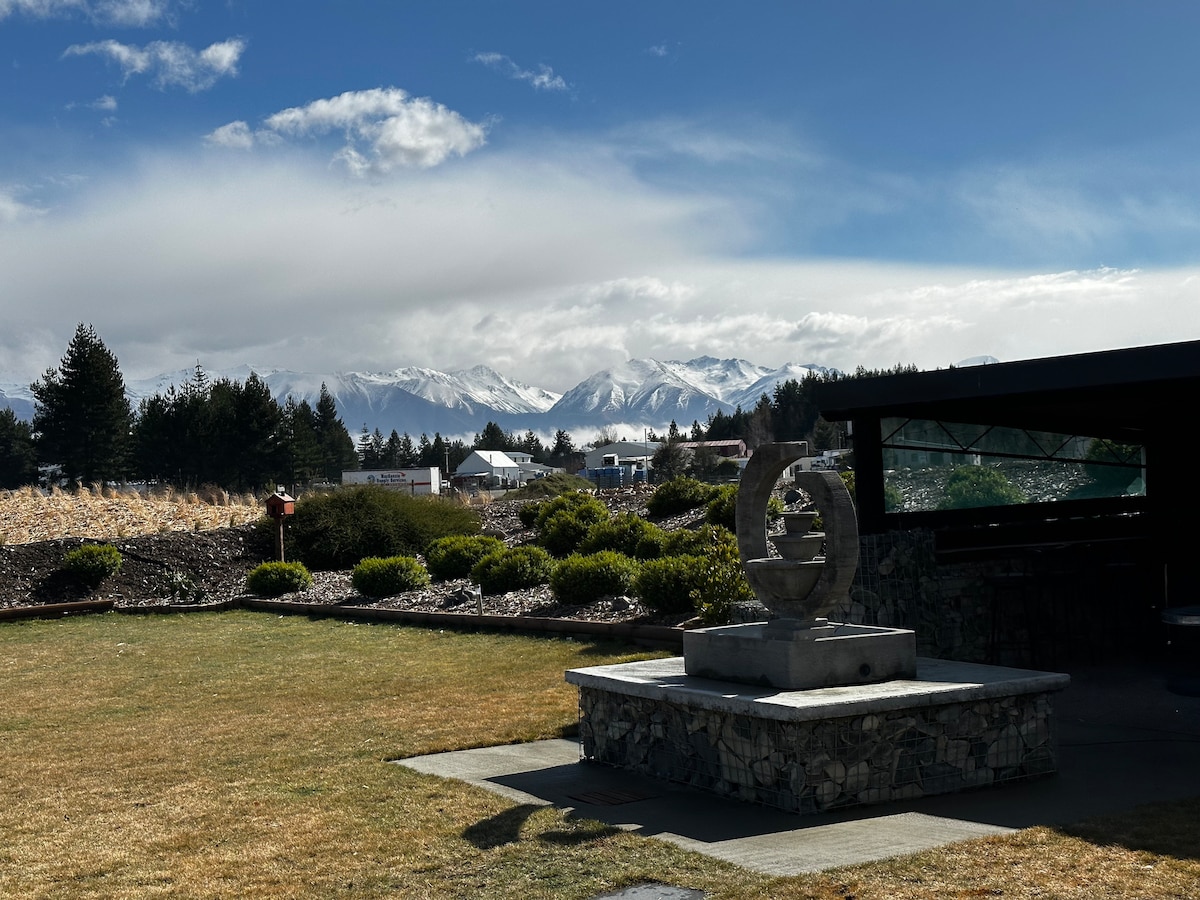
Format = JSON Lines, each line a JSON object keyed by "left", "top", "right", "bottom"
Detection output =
{"left": 583, "top": 440, "right": 661, "bottom": 471}
{"left": 454, "top": 450, "right": 521, "bottom": 489}
{"left": 675, "top": 439, "right": 748, "bottom": 459}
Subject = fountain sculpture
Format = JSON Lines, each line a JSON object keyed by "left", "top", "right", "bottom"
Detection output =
{"left": 684, "top": 442, "right": 917, "bottom": 690}
{"left": 566, "top": 442, "right": 1070, "bottom": 814}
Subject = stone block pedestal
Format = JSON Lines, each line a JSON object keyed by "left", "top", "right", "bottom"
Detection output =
{"left": 684, "top": 621, "right": 917, "bottom": 690}
{"left": 566, "top": 657, "right": 1069, "bottom": 815}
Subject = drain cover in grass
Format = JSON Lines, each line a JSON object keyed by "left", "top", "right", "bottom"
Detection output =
{"left": 589, "top": 885, "right": 705, "bottom": 899}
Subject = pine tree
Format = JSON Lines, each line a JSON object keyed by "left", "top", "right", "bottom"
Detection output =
{"left": 315, "top": 384, "right": 356, "bottom": 479}
{"left": 397, "top": 433, "right": 417, "bottom": 466}
{"left": 30, "top": 324, "right": 132, "bottom": 485}
{"left": 473, "top": 421, "right": 512, "bottom": 450}
{"left": 0, "top": 408, "right": 36, "bottom": 489}
{"left": 280, "top": 397, "right": 322, "bottom": 487}
{"left": 547, "top": 429, "right": 584, "bottom": 472}
{"left": 382, "top": 430, "right": 403, "bottom": 468}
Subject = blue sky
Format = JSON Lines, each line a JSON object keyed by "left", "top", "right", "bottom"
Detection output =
{"left": 2, "top": 1, "right": 1199, "bottom": 391}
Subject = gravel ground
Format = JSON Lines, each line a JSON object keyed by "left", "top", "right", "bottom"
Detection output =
{"left": 0, "top": 486, "right": 706, "bottom": 626}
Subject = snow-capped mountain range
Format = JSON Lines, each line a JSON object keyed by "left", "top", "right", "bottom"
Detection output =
{"left": 0, "top": 356, "right": 835, "bottom": 440}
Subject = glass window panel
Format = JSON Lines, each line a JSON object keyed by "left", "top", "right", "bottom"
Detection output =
{"left": 880, "top": 418, "right": 1144, "bottom": 513}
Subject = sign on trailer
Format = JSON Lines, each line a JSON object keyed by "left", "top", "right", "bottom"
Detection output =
{"left": 341, "top": 468, "right": 441, "bottom": 495}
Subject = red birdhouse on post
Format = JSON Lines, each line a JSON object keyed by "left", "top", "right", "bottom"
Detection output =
{"left": 266, "top": 489, "right": 296, "bottom": 562}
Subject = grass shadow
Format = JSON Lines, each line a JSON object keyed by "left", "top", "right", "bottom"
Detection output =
{"left": 538, "top": 818, "right": 623, "bottom": 846}
{"left": 1060, "top": 795, "right": 1200, "bottom": 862}
{"left": 462, "top": 803, "right": 543, "bottom": 849}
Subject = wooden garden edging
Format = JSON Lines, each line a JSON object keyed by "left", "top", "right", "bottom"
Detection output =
{"left": 0, "top": 599, "right": 115, "bottom": 621}
{"left": 239, "top": 596, "right": 685, "bottom": 650}
{"left": 0, "top": 594, "right": 685, "bottom": 650}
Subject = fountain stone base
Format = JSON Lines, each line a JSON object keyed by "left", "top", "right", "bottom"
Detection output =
{"left": 684, "top": 620, "right": 917, "bottom": 691}
{"left": 566, "top": 657, "right": 1069, "bottom": 815}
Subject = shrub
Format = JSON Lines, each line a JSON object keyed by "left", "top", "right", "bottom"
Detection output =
{"left": 634, "top": 555, "right": 708, "bottom": 614}
{"left": 424, "top": 535, "right": 505, "bottom": 580}
{"left": 471, "top": 546, "right": 554, "bottom": 595}
{"left": 578, "top": 512, "right": 666, "bottom": 560}
{"left": 662, "top": 523, "right": 739, "bottom": 558}
{"left": 162, "top": 571, "right": 205, "bottom": 604}
{"left": 1083, "top": 439, "right": 1142, "bottom": 494}
{"left": 506, "top": 472, "right": 595, "bottom": 501}
{"left": 246, "top": 561, "right": 313, "bottom": 597}
{"left": 646, "top": 476, "right": 717, "bottom": 517}
{"left": 286, "top": 485, "right": 480, "bottom": 570}
{"left": 534, "top": 491, "right": 610, "bottom": 557}
{"left": 351, "top": 556, "right": 430, "bottom": 597}
{"left": 938, "top": 466, "right": 1026, "bottom": 510}
{"left": 704, "top": 484, "right": 739, "bottom": 531}
{"left": 687, "top": 536, "right": 756, "bottom": 626}
{"left": 62, "top": 543, "right": 122, "bottom": 590}
{"left": 550, "top": 551, "right": 640, "bottom": 604}
{"left": 517, "top": 501, "right": 542, "bottom": 529}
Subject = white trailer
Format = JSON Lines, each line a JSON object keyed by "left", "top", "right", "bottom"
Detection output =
{"left": 341, "top": 468, "right": 441, "bottom": 495}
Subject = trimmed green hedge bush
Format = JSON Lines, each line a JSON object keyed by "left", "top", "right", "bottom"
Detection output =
{"left": 704, "top": 484, "right": 740, "bottom": 530}
{"left": 634, "top": 555, "right": 708, "bottom": 614}
{"left": 424, "top": 535, "right": 505, "bottom": 580}
{"left": 550, "top": 551, "right": 641, "bottom": 604}
{"left": 938, "top": 465, "right": 1026, "bottom": 510}
{"left": 506, "top": 472, "right": 595, "bottom": 501}
{"left": 471, "top": 546, "right": 555, "bottom": 595}
{"left": 246, "top": 561, "right": 313, "bottom": 597}
{"left": 646, "top": 476, "right": 717, "bottom": 517}
{"left": 533, "top": 491, "right": 610, "bottom": 557}
{"left": 351, "top": 556, "right": 430, "bottom": 598}
{"left": 704, "top": 485, "right": 784, "bottom": 531}
{"left": 62, "top": 543, "right": 122, "bottom": 590}
{"left": 578, "top": 512, "right": 666, "bottom": 560}
{"left": 662, "top": 523, "right": 739, "bottom": 558}
{"left": 285, "top": 485, "right": 480, "bottom": 570}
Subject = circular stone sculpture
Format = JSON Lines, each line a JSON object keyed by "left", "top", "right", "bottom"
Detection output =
{"left": 734, "top": 442, "right": 859, "bottom": 623}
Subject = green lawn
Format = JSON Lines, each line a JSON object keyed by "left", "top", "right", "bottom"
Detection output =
{"left": 1, "top": 612, "right": 1198, "bottom": 899}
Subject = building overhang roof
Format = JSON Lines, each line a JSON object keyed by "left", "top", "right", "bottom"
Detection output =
{"left": 815, "top": 340, "right": 1200, "bottom": 443}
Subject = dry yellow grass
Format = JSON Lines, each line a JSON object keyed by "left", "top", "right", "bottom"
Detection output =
{"left": 0, "top": 484, "right": 263, "bottom": 544}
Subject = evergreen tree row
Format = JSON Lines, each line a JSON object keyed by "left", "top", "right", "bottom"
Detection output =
{"left": 1, "top": 324, "right": 358, "bottom": 491}
{"left": 0, "top": 324, "right": 919, "bottom": 492}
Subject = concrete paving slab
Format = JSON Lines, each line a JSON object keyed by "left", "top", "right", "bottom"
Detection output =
{"left": 394, "top": 664, "right": 1200, "bottom": 877}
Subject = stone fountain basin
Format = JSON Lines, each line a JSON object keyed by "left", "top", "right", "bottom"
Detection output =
{"left": 743, "top": 557, "right": 832, "bottom": 620}
{"left": 769, "top": 531, "right": 824, "bottom": 562}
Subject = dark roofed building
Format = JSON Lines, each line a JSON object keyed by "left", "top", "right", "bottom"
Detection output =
{"left": 814, "top": 339, "right": 1200, "bottom": 666}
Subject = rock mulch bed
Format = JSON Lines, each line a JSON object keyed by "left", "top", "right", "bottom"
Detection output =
{"left": 0, "top": 487, "right": 704, "bottom": 628}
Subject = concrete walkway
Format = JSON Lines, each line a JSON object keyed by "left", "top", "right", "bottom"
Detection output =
{"left": 396, "top": 664, "right": 1200, "bottom": 876}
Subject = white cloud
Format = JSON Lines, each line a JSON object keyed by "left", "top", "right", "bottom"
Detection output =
{"left": 91, "top": 94, "right": 117, "bottom": 110}
{"left": 203, "top": 120, "right": 254, "bottom": 150}
{"left": 62, "top": 37, "right": 246, "bottom": 92}
{"left": 0, "top": 0, "right": 172, "bottom": 24}
{"left": 208, "top": 87, "right": 487, "bottom": 174}
{"left": 2, "top": 123, "right": 1199, "bottom": 392}
{"left": 472, "top": 52, "right": 568, "bottom": 92}
{"left": 0, "top": 187, "right": 42, "bottom": 224}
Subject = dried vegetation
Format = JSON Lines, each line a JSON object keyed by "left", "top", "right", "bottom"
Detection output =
{"left": 0, "top": 483, "right": 261, "bottom": 544}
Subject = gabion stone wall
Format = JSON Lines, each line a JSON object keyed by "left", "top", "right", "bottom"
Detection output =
{"left": 578, "top": 687, "right": 1057, "bottom": 814}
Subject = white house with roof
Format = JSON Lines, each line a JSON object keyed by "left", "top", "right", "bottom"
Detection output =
{"left": 454, "top": 449, "right": 521, "bottom": 489}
